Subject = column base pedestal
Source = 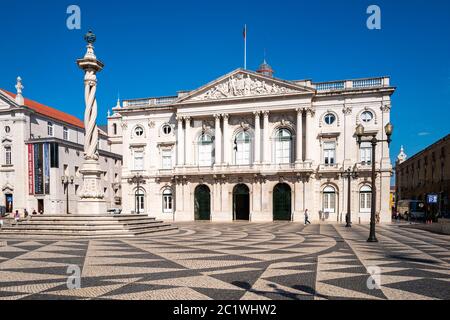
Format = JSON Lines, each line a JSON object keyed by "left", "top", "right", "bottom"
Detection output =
{"left": 77, "top": 199, "right": 107, "bottom": 215}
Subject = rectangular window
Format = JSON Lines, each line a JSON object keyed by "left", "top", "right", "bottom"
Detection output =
{"left": 50, "top": 143, "right": 59, "bottom": 168}
{"left": 47, "top": 122, "right": 54, "bottom": 137}
{"left": 5, "top": 146, "right": 11, "bottom": 165}
{"left": 323, "top": 142, "right": 336, "bottom": 165}
{"left": 134, "top": 150, "right": 144, "bottom": 171}
{"left": 199, "top": 144, "right": 213, "bottom": 167}
{"left": 162, "top": 150, "right": 172, "bottom": 169}
{"left": 275, "top": 140, "right": 291, "bottom": 164}
{"left": 360, "top": 142, "right": 372, "bottom": 164}
{"left": 63, "top": 127, "right": 69, "bottom": 140}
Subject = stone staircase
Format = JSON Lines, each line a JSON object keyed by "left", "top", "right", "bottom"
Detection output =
{"left": 0, "top": 214, "right": 178, "bottom": 239}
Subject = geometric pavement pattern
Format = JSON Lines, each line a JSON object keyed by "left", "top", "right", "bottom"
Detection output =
{"left": 0, "top": 222, "right": 449, "bottom": 300}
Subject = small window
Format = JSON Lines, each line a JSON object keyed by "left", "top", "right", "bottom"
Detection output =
{"left": 162, "top": 124, "right": 172, "bottom": 135}
{"left": 63, "top": 127, "right": 69, "bottom": 140}
{"left": 5, "top": 126, "right": 10, "bottom": 133}
{"left": 134, "top": 126, "right": 144, "bottom": 137}
{"left": 113, "top": 123, "right": 118, "bottom": 135}
{"left": 324, "top": 113, "right": 336, "bottom": 125}
{"left": 361, "top": 111, "right": 374, "bottom": 123}
{"left": 360, "top": 142, "right": 372, "bottom": 164}
{"left": 5, "top": 146, "right": 12, "bottom": 165}
{"left": 47, "top": 122, "right": 54, "bottom": 136}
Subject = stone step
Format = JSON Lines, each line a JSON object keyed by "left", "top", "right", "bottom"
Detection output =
{"left": 0, "top": 214, "right": 177, "bottom": 238}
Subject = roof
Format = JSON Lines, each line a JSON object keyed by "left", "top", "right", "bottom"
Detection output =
{"left": 1, "top": 89, "right": 84, "bottom": 129}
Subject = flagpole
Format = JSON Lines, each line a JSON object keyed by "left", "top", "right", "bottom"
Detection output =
{"left": 244, "top": 24, "right": 247, "bottom": 70}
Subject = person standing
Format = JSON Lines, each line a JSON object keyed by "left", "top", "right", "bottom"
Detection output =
{"left": 304, "top": 209, "right": 311, "bottom": 225}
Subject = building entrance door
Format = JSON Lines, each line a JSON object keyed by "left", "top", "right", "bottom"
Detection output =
{"left": 38, "top": 199, "right": 44, "bottom": 214}
{"left": 273, "top": 183, "right": 292, "bottom": 221}
{"left": 233, "top": 184, "right": 250, "bottom": 221}
{"left": 5, "top": 194, "right": 13, "bottom": 213}
{"left": 194, "top": 185, "right": 211, "bottom": 221}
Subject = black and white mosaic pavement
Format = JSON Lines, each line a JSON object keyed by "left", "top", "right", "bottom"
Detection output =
{"left": 0, "top": 222, "right": 449, "bottom": 300}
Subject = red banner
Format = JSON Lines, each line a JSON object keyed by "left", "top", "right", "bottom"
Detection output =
{"left": 28, "top": 144, "right": 34, "bottom": 195}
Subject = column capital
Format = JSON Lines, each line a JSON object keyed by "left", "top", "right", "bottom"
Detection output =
{"left": 263, "top": 110, "right": 270, "bottom": 118}
{"left": 305, "top": 108, "right": 315, "bottom": 117}
{"left": 176, "top": 115, "right": 184, "bottom": 123}
{"left": 221, "top": 113, "right": 229, "bottom": 120}
{"left": 183, "top": 116, "right": 192, "bottom": 122}
{"left": 213, "top": 114, "right": 222, "bottom": 120}
{"left": 343, "top": 106, "right": 353, "bottom": 115}
{"left": 253, "top": 111, "right": 261, "bottom": 117}
{"left": 295, "top": 107, "right": 304, "bottom": 114}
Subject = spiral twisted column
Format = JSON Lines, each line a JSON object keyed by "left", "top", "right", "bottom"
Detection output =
{"left": 76, "top": 31, "right": 107, "bottom": 215}
{"left": 84, "top": 69, "right": 99, "bottom": 160}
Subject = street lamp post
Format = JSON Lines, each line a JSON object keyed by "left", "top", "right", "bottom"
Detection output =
{"left": 128, "top": 174, "right": 144, "bottom": 214}
{"left": 61, "top": 176, "right": 74, "bottom": 214}
{"left": 356, "top": 122, "right": 393, "bottom": 243}
{"left": 343, "top": 167, "right": 358, "bottom": 228}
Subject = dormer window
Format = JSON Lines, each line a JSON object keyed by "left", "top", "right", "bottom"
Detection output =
{"left": 47, "top": 122, "right": 54, "bottom": 137}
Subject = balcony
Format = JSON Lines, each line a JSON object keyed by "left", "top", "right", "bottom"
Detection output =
{"left": 123, "top": 96, "right": 178, "bottom": 108}
{"left": 314, "top": 77, "right": 389, "bottom": 92}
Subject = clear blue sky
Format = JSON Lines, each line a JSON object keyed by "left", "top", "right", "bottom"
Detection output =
{"left": 1, "top": 0, "right": 449, "bottom": 163}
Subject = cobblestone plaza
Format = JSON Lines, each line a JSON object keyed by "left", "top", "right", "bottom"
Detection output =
{"left": 0, "top": 222, "right": 449, "bottom": 300}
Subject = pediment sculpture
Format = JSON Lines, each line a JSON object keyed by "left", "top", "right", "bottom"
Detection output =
{"left": 191, "top": 74, "right": 297, "bottom": 101}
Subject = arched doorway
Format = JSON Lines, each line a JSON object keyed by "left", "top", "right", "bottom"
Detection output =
{"left": 195, "top": 185, "right": 211, "bottom": 220}
{"left": 233, "top": 184, "right": 250, "bottom": 221}
{"left": 273, "top": 183, "right": 292, "bottom": 221}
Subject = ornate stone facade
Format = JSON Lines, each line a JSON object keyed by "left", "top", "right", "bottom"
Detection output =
{"left": 109, "top": 68, "right": 395, "bottom": 223}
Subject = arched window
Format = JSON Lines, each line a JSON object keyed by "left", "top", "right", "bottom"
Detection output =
{"left": 234, "top": 131, "right": 251, "bottom": 165}
{"left": 113, "top": 123, "right": 117, "bottom": 135}
{"left": 323, "top": 186, "right": 336, "bottom": 213}
{"left": 360, "top": 185, "right": 372, "bottom": 212}
{"left": 134, "top": 126, "right": 144, "bottom": 137}
{"left": 324, "top": 113, "right": 336, "bottom": 125}
{"left": 275, "top": 129, "right": 292, "bottom": 164}
{"left": 198, "top": 134, "right": 214, "bottom": 167}
{"left": 162, "top": 188, "right": 173, "bottom": 214}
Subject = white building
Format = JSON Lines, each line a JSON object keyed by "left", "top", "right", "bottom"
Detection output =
{"left": 0, "top": 77, "right": 122, "bottom": 216}
{"left": 109, "top": 63, "right": 395, "bottom": 223}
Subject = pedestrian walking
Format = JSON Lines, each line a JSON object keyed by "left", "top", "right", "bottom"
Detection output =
{"left": 304, "top": 209, "right": 311, "bottom": 225}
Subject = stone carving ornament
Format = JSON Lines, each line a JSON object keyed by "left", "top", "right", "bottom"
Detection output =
{"left": 192, "top": 74, "right": 296, "bottom": 101}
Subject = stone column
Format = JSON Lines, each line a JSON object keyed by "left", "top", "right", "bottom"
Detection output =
{"left": 214, "top": 114, "right": 222, "bottom": 165}
{"left": 253, "top": 111, "right": 261, "bottom": 164}
{"left": 295, "top": 108, "right": 303, "bottom": 164}
{"left": 222, "top": 114, "right": 230, "bottom": 165}
{"left": 177, "top": 116, "right": 184, "bottom": 166}
{"left": 184, "top": 117, "right": 192, "bottom": 166}
{"left": 262, "top": 111, "right": 270, "bottom": 163}
{"left": 76, "top": 30, "right": 107, "bottom": 215}
{"left": 305, "top": 108, "right": 314, "bottom": 162}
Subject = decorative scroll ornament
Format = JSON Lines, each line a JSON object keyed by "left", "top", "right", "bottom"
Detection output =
{"left": 191, "top": 74, "right": 297, "bottom": 101}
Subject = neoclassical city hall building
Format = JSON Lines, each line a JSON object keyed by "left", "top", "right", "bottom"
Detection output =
{"left": 108, "top": 63, "right": 395, "bottom": 223}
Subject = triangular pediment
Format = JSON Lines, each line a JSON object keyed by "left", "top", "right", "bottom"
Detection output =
{"left": 176, "top": 69, "right": 314, "bottom": 103}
